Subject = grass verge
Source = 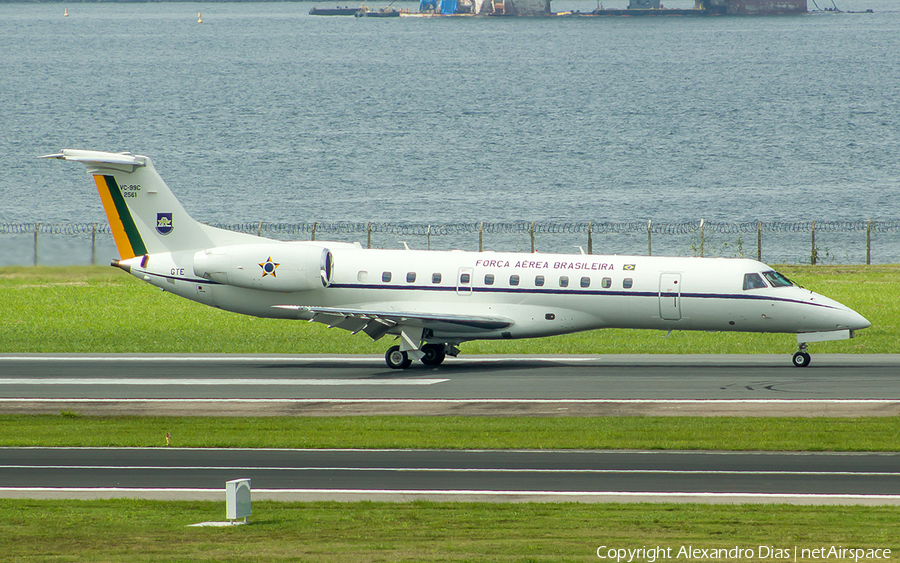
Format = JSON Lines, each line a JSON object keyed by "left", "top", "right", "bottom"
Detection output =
{"left": 1, "top": 265, "right": 898, "bottom": 354}
{"left": 3, "top": 415, "right": 899, "bottom": 451}
{"left": 1, "top": 500, "right": 898, "bottom": 562}
{"left": 4, "top": 268, "right": 898, "bottom": 561}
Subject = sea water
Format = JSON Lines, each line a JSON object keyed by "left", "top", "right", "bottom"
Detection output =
{"left": 0, "top": 1, "right": 898, "bottom": 263}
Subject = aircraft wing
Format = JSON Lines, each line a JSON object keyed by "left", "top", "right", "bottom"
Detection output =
{"left": 273, "top": 305, "right": 513, "bottom": 341}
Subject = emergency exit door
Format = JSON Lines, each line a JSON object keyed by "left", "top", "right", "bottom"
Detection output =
{"left": 659, "top": 273, "right": 682, "bottom": 321}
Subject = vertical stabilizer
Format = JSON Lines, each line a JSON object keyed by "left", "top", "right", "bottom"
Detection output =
{"left": 42, "top": 149, "right": 260, "bottom": 259}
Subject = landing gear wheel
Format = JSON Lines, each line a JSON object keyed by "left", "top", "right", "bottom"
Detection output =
{"left": 385, "top": 346, "right": 412, "bottom": 369}
{"left": 420, "top": 344, "right": 447, "bottom": 366}
{"left": 792, "top": 351, "right": 811, "bottom": 368}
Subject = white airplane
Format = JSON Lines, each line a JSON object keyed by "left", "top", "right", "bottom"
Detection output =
{"left": 43, "top": 149, "right": 870, "bottom": 369}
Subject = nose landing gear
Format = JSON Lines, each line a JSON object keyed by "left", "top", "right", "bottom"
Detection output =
{"left": 792, "top": 342, "right": 811, "bottom": 367}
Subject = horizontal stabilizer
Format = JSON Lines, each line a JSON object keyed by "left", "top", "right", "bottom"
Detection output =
{"left": 40, "top": 150, "right": 146, "bottom": 169}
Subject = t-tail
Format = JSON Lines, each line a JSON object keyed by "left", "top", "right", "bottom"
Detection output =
{"left": 40, "top": 149, "right": 259, "bottom": 260}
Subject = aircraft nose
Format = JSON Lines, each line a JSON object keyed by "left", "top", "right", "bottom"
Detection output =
{"left": 809, "top": 291, "right": 870, "bottom": 332}
{"left": 846, "top": 308, "right": 871, "bottom": 332}
{"left": 829, "top": 298, "right": 871, "bottom": 332}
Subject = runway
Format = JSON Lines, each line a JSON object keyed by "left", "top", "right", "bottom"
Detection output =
{"left": 1, "top": 354, "right": 899, "bottom": 416}
{"left": 3, "top": 355, "right": 899, "bottom": 505}
{"left": 1, "top": 448, "right": 898, "bottom": 505}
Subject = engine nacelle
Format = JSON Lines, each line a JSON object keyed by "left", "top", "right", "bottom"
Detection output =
{"left": 193, "top": 243, "right": 333, "bottom": 292}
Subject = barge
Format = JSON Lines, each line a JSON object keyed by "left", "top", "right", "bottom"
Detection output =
{"left": 308, "top": 6, "right": 360, "bottom": 15}
{"left": 519, "top": 0, "right": 807, "bottom": 16}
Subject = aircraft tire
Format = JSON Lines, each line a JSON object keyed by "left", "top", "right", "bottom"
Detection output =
{"left": 385, "top": 346, "right": 412, "bottom": 369}
{"left": 792, "top": 351, "right": 811, "bottom": 368}
{"left": 420, "top": 344, "right": 446, "bottom": 366}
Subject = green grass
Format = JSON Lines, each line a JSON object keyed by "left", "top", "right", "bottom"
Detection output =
{"left": 3, "top": 415, "right": 900, "bottom": 451}
{"left": 0, "top": 500, "right": 897, "bottom": 562}
{"left": 4, "top": 267, "right": 898, "bottom": 561}
{"left": 3, "top": 265, "right": 898, "bottom": 454}
{"left": 2, "top": 265, "right": 898, "bottom": 354}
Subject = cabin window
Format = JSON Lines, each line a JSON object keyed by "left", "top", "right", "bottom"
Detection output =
{"left": 382, "top": 271, "right": 392, "bottom": 283}
{"left": 509, "top": 275, "right": 520, "bottom": 286}
{"left": 358, "top": 271, "right": 368, "bottom": 282}
{"left": 432, "top": 273, "right": 442, "bottom": 284}
{"left": 763, "top": 270, "right": 793, "bottom": 287}
{"left": 601, "top": 277, "right": 611, "bottom": 289}
{"left": 580, "top": 276, "right": 591, "bottom": 288}
{"left": 407, "top": 272, "right": 416, "bottom": 283}
{"left": 743, "top": 273, "right": 767, "bottom": 290}
{"left": 535, "top": 275, "right": 545, "bottom": 287}
{"left": 623, "top": 278, "right": 633, "bottom": 289}
{"left": 559, "top": 276, "right": 569, "bottom": 288}
{"left": 484, "top": 274, "right": 495, "bottom": 285}
{"left": 460, "top": 273, "right": 470, "bottom": 284}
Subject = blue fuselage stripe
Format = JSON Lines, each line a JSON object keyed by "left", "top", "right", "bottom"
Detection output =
{"left": 327, "top": 283, "right": 838, "bottom": 310}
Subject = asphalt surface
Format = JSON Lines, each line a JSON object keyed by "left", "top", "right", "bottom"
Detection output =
{"left": 1, "top": 448, "right": 898, "bottom": 505}
{"left": 1, "top": 354, "right": 899, "bottom": 416}
{"left": 3, "top": 354, "right": 899, "bottom": 504}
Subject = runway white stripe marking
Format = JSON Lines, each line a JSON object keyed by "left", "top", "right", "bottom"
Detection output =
{"left": 1, "top": 356, "right": 590, "bottom": 363}
{"left": 1, "top": 487, "right": 898, "bottom": 502}
{"left": 3, "top": 465, "right": 898, "bottom": 476}
{"left": 0, "top": 378, "right": 447, "bottom": 386}
{"left": 0, "top": 398, "right": 894, "bottom": 404}
{"left": 0, "top": 356, "right": 382, "bottom": 362}
{"left": 0, "top": 355, "right": 791, "bottom": 364}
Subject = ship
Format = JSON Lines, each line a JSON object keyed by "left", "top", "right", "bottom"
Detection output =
{"left": 699, "top": 0, "right": 807, "bottom": 14}
{"left": 309, "top": 6, "right": 362, "bottom": 15}
{"left": 524, "top": 0, "right": 808, "bottom": 16}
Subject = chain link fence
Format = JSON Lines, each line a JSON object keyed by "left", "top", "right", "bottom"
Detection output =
{"left": 3, "top": 220, "right": 900, "bottom": 266}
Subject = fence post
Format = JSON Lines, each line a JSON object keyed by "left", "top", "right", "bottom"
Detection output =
{"left": 587, "top": 222, "right": 592, "bottom": 255}
{"left": 699, "top": 218, "right": 705, "bottom": 258}
{"left": 257, "top": 221, "right": 263, "bottom": 237}
{"left": 647, "top": 220, "right": 652, "bottom": 256}
{"left": 33, "top": 223, "right": 39, "bottom": 266}
{"left": 427, "top": 225, "right": 432, "bottom": 251}
{"left": 311, "top": 222, "right": 317, "bottom": 242}
{"left": 530, "top": 221, "right": 535, "bottom": 253}
{"left": 757, "top": 221, "right": 762, "bottom": 262}
{"left": 810, "top": 221, "right": 817, "bottom": 265}
{"left": 367, "top": 222, "right": 372, "bottom": 249}
{"left": 866, "top": 220, "right": 872, "bottom": 265}
{"left": 91, "top": 223, "right": 97, "bottom": 266}
{"left": 478, "top": 221, "right": 483, "bottom": 252}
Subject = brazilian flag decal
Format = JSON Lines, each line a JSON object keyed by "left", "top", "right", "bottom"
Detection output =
{"left": 93, "top": 174, "right": 148, "bottom": 259}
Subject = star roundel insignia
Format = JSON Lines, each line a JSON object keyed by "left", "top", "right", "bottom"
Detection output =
{"left": 259, "top": 256, "right": 280, "bottom": 277}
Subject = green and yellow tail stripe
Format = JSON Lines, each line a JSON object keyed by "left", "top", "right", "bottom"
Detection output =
{"left": 93, "top": 174, "right": 148, "bottom": 259}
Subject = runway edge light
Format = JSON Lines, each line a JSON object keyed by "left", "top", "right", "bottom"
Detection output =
{"left": 226, "top": 478, "right": 251, "bottom": 524}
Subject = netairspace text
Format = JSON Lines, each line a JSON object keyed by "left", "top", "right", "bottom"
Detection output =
{"left": 596, "top": 545, "right": 892, "bottom": 562}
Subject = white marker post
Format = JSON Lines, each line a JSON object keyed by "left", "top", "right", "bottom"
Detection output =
{"left": 226, "top": 479, "right": 251, "bottom": 524}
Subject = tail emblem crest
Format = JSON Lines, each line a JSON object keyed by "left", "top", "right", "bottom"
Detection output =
{"left": 156, "top": 213, "right": 173, "bottom": 236}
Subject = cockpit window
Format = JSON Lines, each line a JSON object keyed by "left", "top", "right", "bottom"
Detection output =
{"left": 743, "top": 273, "right": 767, "bottom": 290}
{"left": 763, "top": 270, "right": 793, "bottom": 287}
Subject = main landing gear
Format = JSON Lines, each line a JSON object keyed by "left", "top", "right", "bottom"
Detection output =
{"left": 385, "top": 343, "right": 455, "bottom": 369}
{"left": 792, "top": 342, "right": 811, "bottom": 368}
